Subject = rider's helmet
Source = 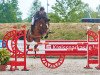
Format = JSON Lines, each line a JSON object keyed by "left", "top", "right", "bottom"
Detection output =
{"left": 40, "top": 7, "right": 45, "bottom": 11}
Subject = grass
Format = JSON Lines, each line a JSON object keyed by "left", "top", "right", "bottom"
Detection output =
{"left": 47, "top": 23, "right": 99, "bottom": 40}
{"left": 0, "top": 23, "right": 100, "bottom": 40}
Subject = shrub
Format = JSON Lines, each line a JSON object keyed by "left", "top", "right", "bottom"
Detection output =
{"left": 0, "top": 48, "right": 10, "bottom": 65}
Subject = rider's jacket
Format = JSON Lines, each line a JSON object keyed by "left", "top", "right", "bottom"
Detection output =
{"left": 33, "top": 11, "right": 48, "bottom": 20}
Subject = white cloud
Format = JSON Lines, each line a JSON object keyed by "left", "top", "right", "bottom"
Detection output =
{"left": 82, "top": 0, "right": 100, "bottom": 11}
{"left": 18, "top": 0, "right": 33, "bottom": 19}
{"left": 18, "top": 0, "right": 56, "bottom": 19}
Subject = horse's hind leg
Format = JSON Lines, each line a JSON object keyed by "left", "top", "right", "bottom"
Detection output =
{"left": 33, "top": 38, "right": 40, "bottom": 51}
{"left": 34, "top": 44, "right": 39, "bottom": 51}
{"left": 33, "top": 44, "right": 39, "bottom": 58}
{"left": 26, "top": 45, "right": 29, "bottom": 53}
{"left": 27, "top": 45, "right": 29, "bottom": 49}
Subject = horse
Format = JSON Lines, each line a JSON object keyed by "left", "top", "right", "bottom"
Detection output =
{"left": 26, "top": 17, "right": 50, "bottom": 51}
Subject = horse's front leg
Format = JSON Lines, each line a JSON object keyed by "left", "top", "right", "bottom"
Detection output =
{"left": 44, "top": 32, "right": 49, "bottom": 39}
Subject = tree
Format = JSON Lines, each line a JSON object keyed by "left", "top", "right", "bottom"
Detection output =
{"left": 11, "top": 0, "right": 22, "bottom": 22}
{"left": 96, "top": 5, "right": 100, "bottom": 18}
{"left": 0, "top": 0, "right": 22, "bottom": 23}
{"left": 51, "top": 0, "right": 90, "bottom": 22}
{"left": 48, "top": 12, "right": 61, "bottom": 23}
{"left": 27, "top": 0, "right": 41, "bottom": 22}
{"left": 87, "top": 5, "right": 100, "bottom": 18}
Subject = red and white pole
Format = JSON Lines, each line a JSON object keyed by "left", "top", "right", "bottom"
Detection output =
{"left": 96, "top": 26, "right": 100, "bottom": 69}
{"left": 84, "top": 26, "right": 92, "bottom": 69}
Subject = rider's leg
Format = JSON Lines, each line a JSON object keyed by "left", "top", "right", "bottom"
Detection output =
{"left": 32, "top": 17, "right": 35, "bottom": 25}
{"left": 31, "top": 17, "right": 35, "bottom": 32}
{"left": 31, "top": 25, "right": 34, "bottom": 32}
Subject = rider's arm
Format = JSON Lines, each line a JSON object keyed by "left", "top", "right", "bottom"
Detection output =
{"left": 34, "top": 11, "right": 39, "bottom": 20}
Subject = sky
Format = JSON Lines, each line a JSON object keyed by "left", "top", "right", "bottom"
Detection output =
{"left": 18, "top": 0, "right": 56, "bottom": 19}
{"left": 18, "top": 0, "right": 100, "bottom": 19}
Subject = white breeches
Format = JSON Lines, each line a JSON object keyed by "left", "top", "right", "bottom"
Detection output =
{"left": 32, "top": 17, "right": 34, "bottom": 25}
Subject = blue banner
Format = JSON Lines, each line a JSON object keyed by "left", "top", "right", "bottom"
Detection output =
{"left": 0, "top": 40, "right": 2, "bottom": 48}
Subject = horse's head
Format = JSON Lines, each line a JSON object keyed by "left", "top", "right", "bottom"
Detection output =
{"left": 34, "top": 17, "right": 50, "bottom": 35}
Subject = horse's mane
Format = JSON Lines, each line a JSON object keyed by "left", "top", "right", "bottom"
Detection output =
{"left": 36, "top": 17, "right": 47, "bottom": 23}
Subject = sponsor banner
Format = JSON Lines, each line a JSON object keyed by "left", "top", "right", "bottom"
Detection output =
{"left": 0, "top": 40, "right": 2, "bottom": 48}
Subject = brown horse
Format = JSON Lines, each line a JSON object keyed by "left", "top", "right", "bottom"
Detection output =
{"left": 26, "top": 17, "right": 50, "bottom": 51}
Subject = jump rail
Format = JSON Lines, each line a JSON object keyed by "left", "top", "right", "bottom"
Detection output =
{"left": 2, "top": 25, "right": 100, "bottom": 70}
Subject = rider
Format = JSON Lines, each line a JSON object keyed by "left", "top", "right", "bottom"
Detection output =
{"left": 31, "top": 7, "right": 49, "bottom": 32}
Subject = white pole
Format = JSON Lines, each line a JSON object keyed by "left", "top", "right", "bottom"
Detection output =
{"left": 47, "top": 0, "right": 49, "bottom": 13}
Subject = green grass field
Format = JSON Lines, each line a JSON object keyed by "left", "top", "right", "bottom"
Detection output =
{"left": 0, "top": 23, "right": 100, "bottom": 40}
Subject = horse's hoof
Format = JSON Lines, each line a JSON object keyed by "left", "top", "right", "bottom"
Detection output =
{"left": 44, "top": 42, "right": 49, "bottom": 45}
{"left": 44, "top": 35, "right": 48, "bottom": 39}
{"left": 28, "top": 49, "right": 33, "bottom": 51}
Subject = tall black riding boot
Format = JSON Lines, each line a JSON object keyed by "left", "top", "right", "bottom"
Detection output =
{"left": 31, "top": 25, "right": 35, "bottom": 33}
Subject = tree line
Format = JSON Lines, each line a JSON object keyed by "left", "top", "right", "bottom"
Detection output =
{"left": 0, "top": 0, "right": 100, "bottom": 23}
{"left": 0, "top": 0, "right": 22, "bottom": 23}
